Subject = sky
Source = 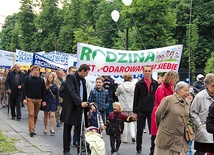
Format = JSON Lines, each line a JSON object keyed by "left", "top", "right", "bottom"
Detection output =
{"left": 0, "top": 0, "right": 21, "bottom": 27}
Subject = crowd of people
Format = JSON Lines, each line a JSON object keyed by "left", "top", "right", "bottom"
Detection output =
{"left": 1, "top": 63, "right": 214, "bottom": 155}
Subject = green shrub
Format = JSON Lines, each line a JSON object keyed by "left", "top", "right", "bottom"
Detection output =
{"left": 0, "top": 130, "right": 19, "bottom": 153}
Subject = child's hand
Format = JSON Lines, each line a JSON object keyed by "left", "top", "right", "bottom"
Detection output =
{"left": 91, "top": 105, "right": 96, "bottom": 111}
{"left": 132, "top": 117, "right": 137, "bottom": 121}
{"left": 89, "top": 109, "right": 93, "bottom": 113}
{"left": 101, "top": 126, "right": 106, "bottom": 131}
{"left": 133, "top": 113, "right": 138, "bottom": 121}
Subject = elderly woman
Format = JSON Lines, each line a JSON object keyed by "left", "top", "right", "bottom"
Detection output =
{"left": 150, "top": 70, "right": 179, "bottom": 154}
{"left": 190, "top": 73, "right": 214, "bottom": 155}
{"left": 154, "top": 81, "right": 190, "bottom": 155}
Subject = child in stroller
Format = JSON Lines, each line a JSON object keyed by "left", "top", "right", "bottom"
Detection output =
{"left": 85, "top": 102, "right": 106, "bottom": 155}
{"left": 87, "top": 102, "right": 106, "bottom": 131}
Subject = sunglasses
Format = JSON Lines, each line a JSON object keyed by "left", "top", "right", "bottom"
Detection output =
{"left": 144, "top": 70, "right": 151, "bottom": 72}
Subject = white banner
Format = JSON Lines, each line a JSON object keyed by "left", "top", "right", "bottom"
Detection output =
{"left": 15, "top": 49, "right": 45, "bottom": 65}
{"left": 0, "top": 50, "right": 15, "bottom": 69}
{"left": 15, "top": 50, "right": 76, "bottom": 66}
{"left": 15, "top": 49, "right": 33, "bottom": 65}
{"left": 77, "top": 43, "right": 183, "bottom": 75}
{"left": 69, "top": 54, "right": 157, "bottom": 84}
{"left": 32, "top": 53, "right": 66, "bottom": 71}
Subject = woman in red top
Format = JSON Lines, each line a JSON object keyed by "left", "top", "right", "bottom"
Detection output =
{"left": 150, "top": 70, "right": 179, "bottom": 155}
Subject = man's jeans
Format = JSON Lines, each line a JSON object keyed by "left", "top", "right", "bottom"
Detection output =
{"left": 26, "top": 98, "right": 42, "bottom": 132}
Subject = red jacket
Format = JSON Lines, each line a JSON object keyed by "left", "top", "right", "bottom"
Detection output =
{"left": 106, "top": 111, "right": 133, "bottom": 134}
{"left": 151, "top": 83, "right": 174, "bottom": 135}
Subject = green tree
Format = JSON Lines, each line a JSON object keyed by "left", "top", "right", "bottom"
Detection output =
{"left": 175, "top": 0, "right": 214, "bottom": 76}
{"left": 95, "top": 0, "right": 123, "bottom": 48}
{"left": 58, "top": 0, "right": 87, "bottom": 53}
{"left": 33, "top": 0, "right": 62, "bottom": 52}
{"left": 122, "top": 0, "right": 177, "bottom": 49}
{"left": 113, "top": 27, "right": 142, "bottom": 50}
{"left": 205, "top": 53, "right": 214, "bottom": 74}
{"left": 18, "top": 0, "right": 36, "bottom": 52}
{"left": 192, "top": 0, "right": 214, "bottom": 69}
{"left": 0, "top": 14, "right": 19, "bottom": 51}
{"left": 73, "top": 27, "right": 102, "bottom": 51}
{"left": 183, "top": 19, "right": 199, "bottom": 84}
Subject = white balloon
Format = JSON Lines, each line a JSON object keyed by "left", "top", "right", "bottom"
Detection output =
{"left": 111, "top": 10, "right": 120, "bottom": 22}
{"left": 122, "top": 0, "right": 133, "bottom": 6}
{"left": 94, "top": 52, "right": 106, "bottom": 69}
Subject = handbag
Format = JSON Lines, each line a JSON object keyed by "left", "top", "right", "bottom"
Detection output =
{"left": 185, "top": 124, "right": 194, "bottom": 141}
{"left": 179, "top": 103, "right": 194, "bottom": 141}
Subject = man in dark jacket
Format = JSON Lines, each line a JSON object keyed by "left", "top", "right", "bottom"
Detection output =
{"left": 193, "top": 74, "right": 205, "bottom": 94}
{"left": 5, "top": 64, "right": 25, "bottom": 120}
{"left": 133, "top": 65, "right": 159, "bottom": 155}
{"left": 22, "top": 65, "right": 46, "bottom": 137}
{"left": 61, "top": 64, "right": 90, "bottom": 155}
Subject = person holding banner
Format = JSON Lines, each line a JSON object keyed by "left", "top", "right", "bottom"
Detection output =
{"left": 133, "top": 65, "right": 159, "bottom": 155}
{"left": 5, "top": 64, "right": 25, "bottom": 120}
{"left": 61, "top": 64, "right": 90, "bottom": 155}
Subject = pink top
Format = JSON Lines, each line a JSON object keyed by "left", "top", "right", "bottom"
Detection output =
{"left": 151, "top": 82, "right": 174, "bottom": 135}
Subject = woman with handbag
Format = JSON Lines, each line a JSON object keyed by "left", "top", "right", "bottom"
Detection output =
{"left": 154, "top": 81, "right": 191, "bottom": 155}
{"left": 150, "top": 70, "right": 179, "bottom": 155}
{"left": 42, "top": 73, "right": 60, "bottom": 135}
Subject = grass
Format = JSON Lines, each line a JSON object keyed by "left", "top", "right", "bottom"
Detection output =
{"left": 0, "top": 130, "right": 19, "bottom": 154}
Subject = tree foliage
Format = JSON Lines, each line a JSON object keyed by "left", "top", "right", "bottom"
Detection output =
{"left": 18, "top": 0, "right": 36, "bottom": 52}
{"left": 205, "top": 53, "right": 214, "bottom": 74}
{"left": 0, "top": 0, "right": 213, "bottom": 83}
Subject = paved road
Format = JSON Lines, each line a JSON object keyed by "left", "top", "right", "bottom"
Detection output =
{"left": 0, "top": 106, "right": 152, "bottom": 155}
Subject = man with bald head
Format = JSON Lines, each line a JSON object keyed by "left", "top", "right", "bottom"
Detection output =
{"left": 5, "top": 64, "right": 25, "bottom": 120}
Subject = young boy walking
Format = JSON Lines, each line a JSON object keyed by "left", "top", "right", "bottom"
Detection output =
{"left": 88, "top": 76, "right": 109, "bottom": 124}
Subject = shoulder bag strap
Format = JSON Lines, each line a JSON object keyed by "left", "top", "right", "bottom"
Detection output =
{"left": 49, "top": 86, "right": 56, "bottom": 99}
